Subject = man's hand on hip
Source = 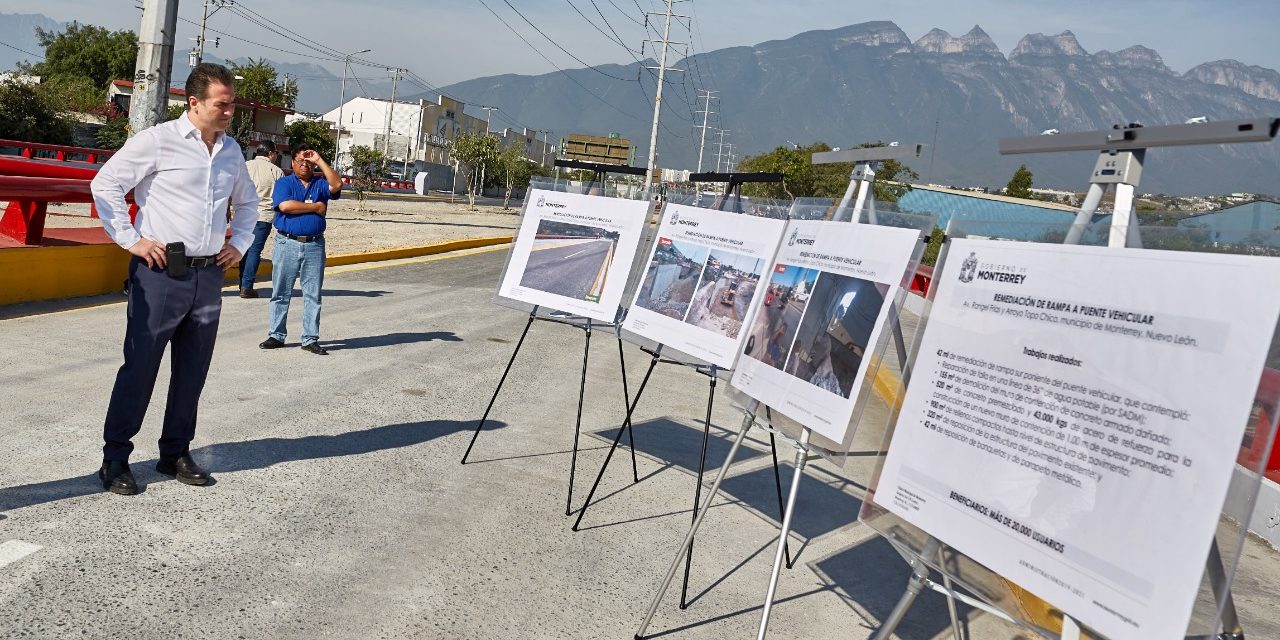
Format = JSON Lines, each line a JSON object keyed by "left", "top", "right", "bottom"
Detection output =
{"left": 216, "top": 243, "right": 243, "bottom": 269}
{"left": 129, "top": 238, "right": 167, "bottom": 269}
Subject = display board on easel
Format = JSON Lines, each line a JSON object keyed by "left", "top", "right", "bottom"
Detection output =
{"left": 620, "top": 202, "right": 787, "bottom": 368}
{"left": 632, "top": 155, "right": 936, "bottom": 639}
{"left": 860, "top": 118, "right": 1280, "bottom": 640}
{"left": 462, "top": 171, "right": 652, "bottom": 517}
{"left": 496, "top": 188, "right": 650, "bottom": 322}
{"left": 872, "top": 236, "right": 1280, "bottom": 640}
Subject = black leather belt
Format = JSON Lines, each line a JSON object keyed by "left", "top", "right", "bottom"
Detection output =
{"left": 187, "top": 256, "right": 218, "bottom": 268}
{"left": 278, "top": 231, "right": 322, "bottom": 243}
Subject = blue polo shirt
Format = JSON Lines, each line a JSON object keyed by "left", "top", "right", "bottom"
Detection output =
{"left": 272, "top": 174, "right": 340, "bottom": 236}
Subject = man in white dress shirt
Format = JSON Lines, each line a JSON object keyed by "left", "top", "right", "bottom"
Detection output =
{"left": 90, "top": 63, "right": 259, "bottom": 495}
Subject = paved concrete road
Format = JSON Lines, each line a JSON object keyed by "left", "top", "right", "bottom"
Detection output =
{"left": 1, "top": 249, "right": 1277, "bottom": 639}
{"left": 520, "top": 238, "right": 614, "bottom": 300}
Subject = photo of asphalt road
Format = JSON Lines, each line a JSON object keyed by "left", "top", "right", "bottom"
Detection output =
{"left": 518, "top": 220, "right": 619, "bottom": 302}
{"left": 743, "top": 264, "right": 819, "bottom": 369}
{"left": 784, "top": 274, "right": 889, "bottom": 398}
{"left": 685, "top": 251, "right": 764, "bottom": 339}
{"left": 633, "top": 237, "right": 710, "bottom": 320}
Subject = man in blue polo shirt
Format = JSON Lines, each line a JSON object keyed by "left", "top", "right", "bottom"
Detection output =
{"left": 259, "top": 144, "right": 342, "bottom": 355}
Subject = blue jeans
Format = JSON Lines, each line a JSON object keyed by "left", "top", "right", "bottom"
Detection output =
{"left": 240, "top": 221, "right": 273, "bottom": 290}
{"left": 268, "top": 234, "right": 326, "bottom": 345}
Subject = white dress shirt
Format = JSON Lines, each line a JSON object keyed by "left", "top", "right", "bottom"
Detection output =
{"left": 91, "top": 114, "right": 259, "bottom": 257}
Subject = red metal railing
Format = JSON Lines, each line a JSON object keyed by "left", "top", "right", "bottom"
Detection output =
{"left": 0, "top": 176, "right": 134, "bottom": 245}
{"left": 0, "top": 138, "right": 114, "bottom": 165}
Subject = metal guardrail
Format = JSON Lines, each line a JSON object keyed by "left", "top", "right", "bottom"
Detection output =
{"left": 0, "top": 138, "right": 114, "bottom": 164}
{"left": 0, "top": 175, "right": 135, "bottom": 245}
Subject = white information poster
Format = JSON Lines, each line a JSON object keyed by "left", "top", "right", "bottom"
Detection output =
{"left": 875, "top": 238, "right": 1280, "bottom": 640}
{"left": 731, "top": 220, "right": 920, "bottom": 442}
{"left": 622, "top": 203, "right": 787, "bottom": 369}
{"left": 498, "top": 188, "right": 650, "bottom": 322}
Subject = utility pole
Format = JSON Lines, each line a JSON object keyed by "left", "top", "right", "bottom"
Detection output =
{"left": 475, "top": 105, "right": 499, "bottom": 194}
{"left": 724, "top": 143, "right": 736, "bottom": 172}
{"left": 477, "top": 105, "right": 499, "bottom": 135}
{"left": 131, "top": 0, "right": 179, "bottom": 135}
{"left": 191, "top": 0, "right": 234, "bottom": 67}
{"left": 539, "top": 130, "right": 553, "bottom": 167}
{"left": 642, "top": 0, "right": 688, "bottom": 189}
{"left": 333, "top": 47, "right": 371, "bottom": 172}
{"left": 713, "top": 129, "right": 729, "bottom": 172}
{"left": 383, "top": 67, "right": 402, "bottom": 160}
{"left": 694, "top": 89, "right": 717, "bottom": 173}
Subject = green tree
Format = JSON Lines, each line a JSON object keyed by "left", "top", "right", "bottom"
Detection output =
{"left": 736, "top": 141, "right": 917, "bottom": 203}
{"left": 348, "top": 145, "right": 386, "bottom": 208}
{"left": 229, "top": 109, "right": 255, "bottom": 151}
{"left": 284, "top": 119, "right": 335, "bottom": 160}
{"left": 1005, "top": 164, "right": 1034, "bottom": 199}
{"left": 449, "top": 132, "right": 500, "bottom": 207}
{"left": 229, "top": 58, "right": 296, "bottom": 108}
{"left": 29, "top": 23, "right": 137, "bottom": 89}
{"left": 494, "top": 145, "right": 551, "bottom": 210}
{"left": 0, "top": 82, "right": 75, "bottom": 144}
{"left": 34, "top": 73, "right": 104, "bottom": 112}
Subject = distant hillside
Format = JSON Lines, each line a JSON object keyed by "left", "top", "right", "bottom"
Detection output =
{"left": 435, "top": 21, "right": 1280, "bottom": 195}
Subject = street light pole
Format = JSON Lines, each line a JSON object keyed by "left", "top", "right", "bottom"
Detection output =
{"left": 334, "top": 47, "right": 371, "bottom": 172}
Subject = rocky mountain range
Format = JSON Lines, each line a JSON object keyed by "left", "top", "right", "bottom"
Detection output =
{"left": 3, "top": 14, "right": 1277, "bottom": 194}
{"left": 433, "top": 21, "right": 1280, "bottom": 195}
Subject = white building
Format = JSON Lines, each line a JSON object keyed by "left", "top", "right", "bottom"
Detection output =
{"left": 320, "top": 95, "right": 557, "bottom": 178}
{"left": 320, "top": 94, "right": 490, "bottom": 175}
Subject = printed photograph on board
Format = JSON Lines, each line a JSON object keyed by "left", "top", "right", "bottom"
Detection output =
{"left": 518, "top": 220, "right": 622, "bottom": 302}
{"left": 784, "top": 273, "right": 889, "bottom": 398}
{"left": 633, "top": 237, "right": 711, "bottom": 320}
{"left": 684, "top": 250, "right": 765, "bottom": 339}
{"left": 742, "top": 264, "right": 820, "bottom": 369}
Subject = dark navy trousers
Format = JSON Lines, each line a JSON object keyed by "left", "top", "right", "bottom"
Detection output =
{"left": 103, "top": 256, "right": 224, "bottom": 461}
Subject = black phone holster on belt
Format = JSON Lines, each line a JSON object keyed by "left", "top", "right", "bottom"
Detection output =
{"left": 166, "top": 242, "right": 188, "bottom": 278}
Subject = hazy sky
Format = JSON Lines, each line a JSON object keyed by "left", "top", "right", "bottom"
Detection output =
{"left": 3, "top": 0, "right": 1275, "bottom": 87}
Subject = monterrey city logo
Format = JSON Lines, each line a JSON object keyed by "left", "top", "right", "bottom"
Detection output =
{"left": 958, "top": 252, "right": 979, "bottom": 283}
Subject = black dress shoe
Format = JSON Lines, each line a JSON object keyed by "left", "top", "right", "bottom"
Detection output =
{"left": 301, "top": 342, "right": 329, "bottom": 355}
{"left": 156, "top": 455, "right": 210, "bottom": 486}
{"left": 99, "top": 460, "right": 138, "bottom": 495}
{"left": 259, "top": 337, "right": 285, "bottom": 349}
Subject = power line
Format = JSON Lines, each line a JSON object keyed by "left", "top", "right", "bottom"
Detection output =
{"left": 602, "top": 0, "right": 646, "bottom": 26}
{"left": 493, "top": 0, "right": 633, "bottom": 81}
{"left": 474, "top": 0, "right": 644, "bottom": 122}
{"left": 0, "top": 40, "right": 42, "bottom": 60}
{"left": 564, "top": 0, "right": 639, "bottom": 54}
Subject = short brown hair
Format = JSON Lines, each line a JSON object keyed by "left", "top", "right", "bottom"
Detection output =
{"left": 185, "top": 63, "right": 235, "bottom": 100}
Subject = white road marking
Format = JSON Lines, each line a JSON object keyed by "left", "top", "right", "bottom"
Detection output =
{"left": 0, "top": 540, "right": 42, "bottom": 568}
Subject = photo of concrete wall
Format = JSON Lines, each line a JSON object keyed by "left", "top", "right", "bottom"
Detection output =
{"left": 633, "top": 237, "right": 711, "bottom": 320}
{"left": 783, "top": 273, "right": 889, "bottom": 398}
{"left": 518, "top": 220, "right": 621, "bottom": 302}
{"left": 743, "top": 264, "right": 820, "bottom": 370}
{"left": 685, "top": 250, "right": 765, "bottom": 339}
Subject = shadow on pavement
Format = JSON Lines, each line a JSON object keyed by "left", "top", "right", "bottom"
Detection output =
{"left": 0, "top": 419, "right": 501, "bottom": 514}
{"left": 322, "top": 331, "right": 462, "bottom": 351}
{"left": 811, "top": 535, "right": 976, "bottom": 640}
{"left": 719, "top": 463, "right": 862, "bottom": 541}
{"left": 593, "top": 417, "right": 765, "bottom": 474}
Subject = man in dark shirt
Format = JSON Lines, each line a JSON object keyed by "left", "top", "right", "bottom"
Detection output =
{"left": 259, "top": 144, "right": 342, "bottom": 355}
